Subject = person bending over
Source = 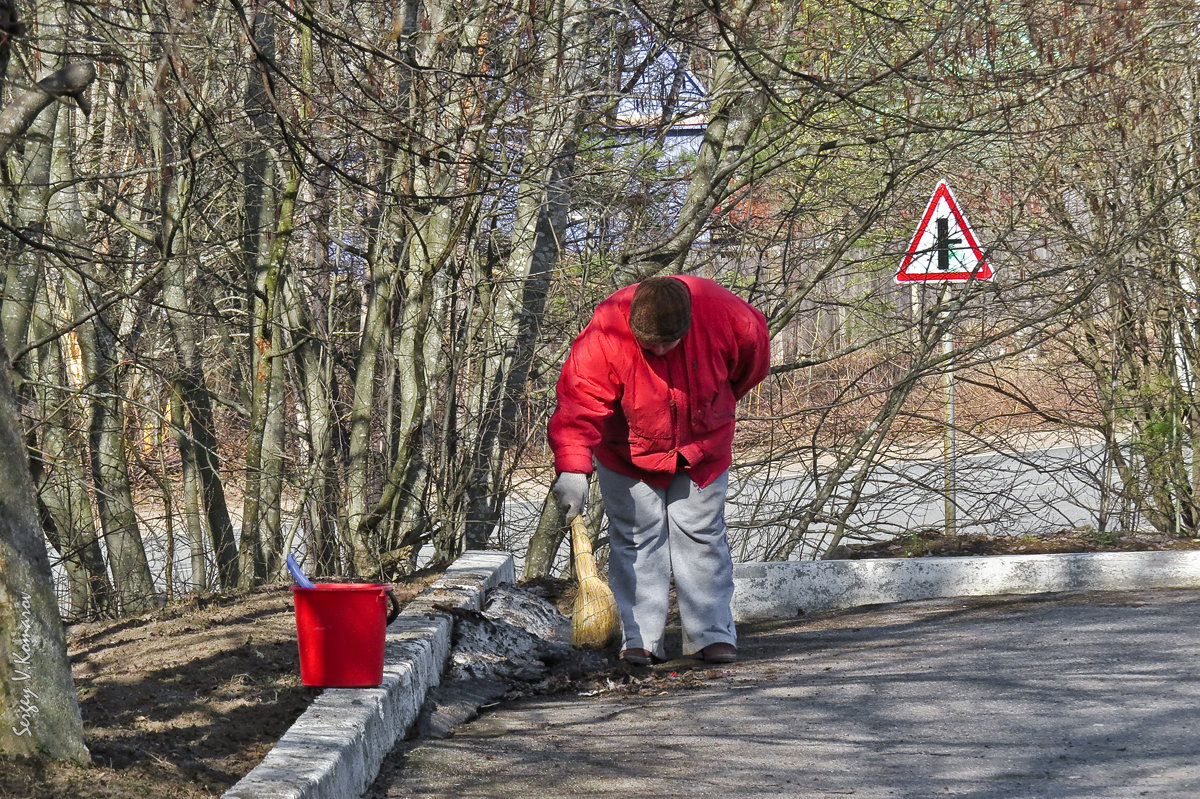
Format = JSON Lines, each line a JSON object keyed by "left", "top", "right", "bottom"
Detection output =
{"left": 548, "top": 275, "right": 769, "bottom": 665}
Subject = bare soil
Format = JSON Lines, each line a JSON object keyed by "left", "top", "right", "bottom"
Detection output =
{"left": 5, "top": 529, "right": 1200, "bottom": 799}
{"left": 0, "top": 569, "right": 443, "bottom": 799}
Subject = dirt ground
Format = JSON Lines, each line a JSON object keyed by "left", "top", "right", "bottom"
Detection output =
{"left": 3, "top": 529, "right": 1199, "bottom": 799}
{"left": 0, "top": 569, "right": 443, "bottom": 799}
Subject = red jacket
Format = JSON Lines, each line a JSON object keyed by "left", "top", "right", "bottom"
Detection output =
{"left": 548, "top": 276, "right": 770, "bottom": 489}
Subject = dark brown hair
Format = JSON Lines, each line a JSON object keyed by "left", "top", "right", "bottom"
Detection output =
{"left": 629, "top": 276, "right": 692, "bottom": 343}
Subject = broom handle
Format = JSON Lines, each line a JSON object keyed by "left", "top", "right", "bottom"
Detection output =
{"left": 570, "top": 516, "right": 600, "bottom": 582}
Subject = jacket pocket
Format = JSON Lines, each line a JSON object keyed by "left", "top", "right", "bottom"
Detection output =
{"left": 693, "top": 384, "right": 735, "bottom": 432}
{"left": 621, "top": 383, "right": 673, "bottom": 441}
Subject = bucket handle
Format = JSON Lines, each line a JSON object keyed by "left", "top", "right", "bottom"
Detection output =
{"left": 385, "top": 587, "right": 400, "bottom": 625}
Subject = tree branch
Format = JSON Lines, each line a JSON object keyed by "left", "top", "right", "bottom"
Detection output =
{"left": 0, "top": 62, "right": 95, "bottom": 160}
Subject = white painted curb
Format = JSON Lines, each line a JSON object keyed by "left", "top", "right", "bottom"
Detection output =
{"left": 732, "top": 550, "right": 1200, "bottom": 622}
{"left": 222, "top": 550, "right": 514, "bottom": 799}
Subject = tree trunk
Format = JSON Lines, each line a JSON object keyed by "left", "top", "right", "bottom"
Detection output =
{"left": 43, "top": 89, "right": 157, "bottom": 614}
{"left": 0, "top": 79, "right": 56, "bottom": 384}
{"left": 462, "top": 0, "right": 593, "bottom": 551}
{"left": 0, "top": 0, "right": 88, "bottom": 756}
{"left": 467, "top": 141, "right": 580, "bottom": 550}
{"left": 170, "top": 389, "right": 207, "bottom": 591}
{"left": 29, "top": 279, "right": 114, "bottom": 618}
{"left": 239, "top": 5, "right": 295, "bottom": 586}
{"left": 160, "top": 244, "right": 239, "bottom": 588}
{"left": 79, "top": 312, "right": 157, "bottom": 613}
{"left": 241, "top": 161, "right": 300, "bottom": 586}
{"left": 0, "top": 337, "right": 88, "bottom": 759}
{"left": 344, "top": 259, "right": 391, "bottom": 575}
{"left": 259, "top": 322, "right": 288, "bottom": 578}
{"left": 522, "top": 491, "right": 568, "bottom": 580}
{"left": 0, "top": 51, "right": 95, "bottom": 376}
{"left": 148, "top": 64, "right": 240, "bottom": 587}
{"left": 280, "top": 259, "right": 341, "bottom": 574}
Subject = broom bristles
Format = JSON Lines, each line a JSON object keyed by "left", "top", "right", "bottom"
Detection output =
{"left": 570, "top": 516, "right": 620, "bottom": 649}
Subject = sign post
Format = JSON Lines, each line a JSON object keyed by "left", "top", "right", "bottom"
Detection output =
{"left": 896, "top": 180, "right": 991, "bottom": 536}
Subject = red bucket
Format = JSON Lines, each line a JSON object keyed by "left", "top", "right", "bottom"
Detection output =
{"left": 292, "top": 583, "right": 401, "bottom": 687}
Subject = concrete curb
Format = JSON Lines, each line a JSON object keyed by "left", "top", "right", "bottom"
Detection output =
{"left": 733, "top": 549, "right": 1200, "bottom": 621}
{"left": 222, "top": 550, "right": 514, "bottom": 799}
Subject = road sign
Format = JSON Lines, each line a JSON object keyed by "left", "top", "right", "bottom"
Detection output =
{"left": 896, "top": 180, "right": 991, "bottom": 282}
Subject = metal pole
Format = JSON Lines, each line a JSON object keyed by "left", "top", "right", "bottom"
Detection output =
{"left": 944, "top": 310, "right": 956, "bottom": 537}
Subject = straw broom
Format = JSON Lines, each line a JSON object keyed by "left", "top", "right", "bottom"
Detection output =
{"left": 569, "top": 515, "right": 620, "bottom": 649}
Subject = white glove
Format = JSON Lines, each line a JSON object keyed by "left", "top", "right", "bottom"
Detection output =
{"left": 551, "top": 472, "right": 589, "bottom": 519}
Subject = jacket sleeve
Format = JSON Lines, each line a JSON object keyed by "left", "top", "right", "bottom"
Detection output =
{"left": 728, "top": 299, "right": 771, "bottom": 401}
{"left": 547, "top": 320, "right": 620, "bottom": 474}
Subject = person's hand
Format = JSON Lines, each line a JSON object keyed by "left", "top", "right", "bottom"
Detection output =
{"left": 551, "top": 472, "right": 589, "bottom": 519}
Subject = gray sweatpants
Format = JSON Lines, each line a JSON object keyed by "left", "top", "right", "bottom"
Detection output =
{"left": 595, "top": 462, "right": 736, "bottom": 659}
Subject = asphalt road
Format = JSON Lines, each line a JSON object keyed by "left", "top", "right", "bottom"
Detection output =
{"left": 367, "top": 588, "right": 1200, "bottom": 798}
{"left": 496, "top": 440, "right": 1112, "bottom": 570}
{"left": 724, "top": 442, "right": 1111, "bottom": 560}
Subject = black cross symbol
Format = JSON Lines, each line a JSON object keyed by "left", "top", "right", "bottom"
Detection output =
{"left": 936, "top": 217, "right": 961, "bottom": 272}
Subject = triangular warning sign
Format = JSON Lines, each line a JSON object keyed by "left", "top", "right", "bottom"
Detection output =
{"left": 896, "top": 180, "right": 991, "bottom": 282}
